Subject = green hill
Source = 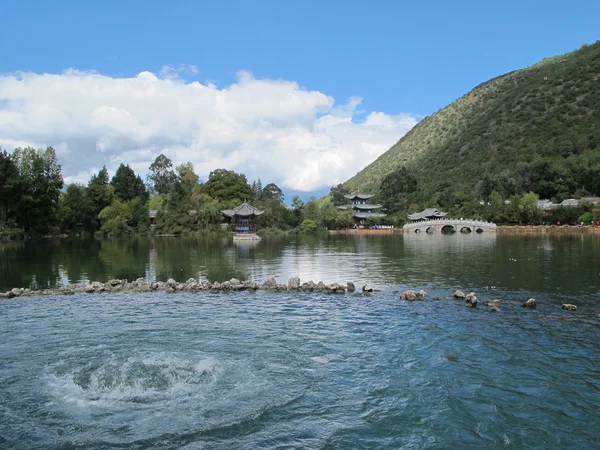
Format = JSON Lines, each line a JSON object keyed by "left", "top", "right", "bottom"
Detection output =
{"left": 344, "top": 41, "right": 600, "bottom": 207}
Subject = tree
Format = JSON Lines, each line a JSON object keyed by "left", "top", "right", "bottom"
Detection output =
{"left": 59, "top": 184, "right": 95, "bottom": 233}
{"left": 262, "top": 183, "right": 284, "bottom": 202}
{"left": 98, "top": 200, "right": 133, "bottom": 236}
{"left": 176, "top": 162, "right": 199, "bottom": 205}
{"left": 202, "top": 169, "right": 254, "bottom": 202}
{"left": 0, "top": 150, "right": 20, "bottom": 227}
{"left": 330, "top": 183, "right": 349, "bottom": 205}
{"left": 252, "top": 179, "right": 263, "bottom": 200}
{"left": 147, "top": 154, "right": 177, "bottom": 195}
{"left": 12, "top": 146, "right": 64, "bottom": 231}
{"left": 111, "top": 164, "right": 147, "bottom": 202}
{"left": 380, "top": 166, "right": 418, "bottom": 214}
{"left": 87, "top": 166, "right": 114, "bottom": 229}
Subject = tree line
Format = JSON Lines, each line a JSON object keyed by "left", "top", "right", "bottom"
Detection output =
{"left": 0, "top": 147, "right": 356, "bottom": 237}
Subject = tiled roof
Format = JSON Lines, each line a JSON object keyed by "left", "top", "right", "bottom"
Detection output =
{"left": 343, "top": 193, "right": 374, "bottom": 200}
{"left": 407, "top": 208, "right": 447, "bottom": 221}
{"left": 221, "top": 202, "right": 264, "bottom": 217}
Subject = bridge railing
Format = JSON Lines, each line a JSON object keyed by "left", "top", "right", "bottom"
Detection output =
{"left": 403, "top": 218, "right": 497, "bottom": 229}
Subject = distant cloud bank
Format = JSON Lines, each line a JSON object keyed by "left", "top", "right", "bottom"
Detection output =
{"left": 0, "top": 68, "right": 418, "bottom": 191}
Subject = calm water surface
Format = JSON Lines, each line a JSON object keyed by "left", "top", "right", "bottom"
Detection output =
{"left": 0, "top": 233, "right": 599, "bottom": 449}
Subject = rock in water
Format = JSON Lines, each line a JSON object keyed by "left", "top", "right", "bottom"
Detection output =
{"left": 522, "top": 298, "right": 536, "bottom": 308}
{"left": 562, "top": 304, "right": 577, "bottom": 311}
{"left": 465, "top": 292, "right": 478, "bottom": 308}
{"left": 347, "top": 282, "right": 356, "bottom": 292}
{"left": 401, "top": 290, "right": 417, "bottom": 301}
{"left": 454, "top": 290, "right": 466, "bottom": 299}
{"left": 262, "top": 277, "right": 277, "bottom": 290}
{"left": 288, "top": 276, "right": 300, "bottom": 291}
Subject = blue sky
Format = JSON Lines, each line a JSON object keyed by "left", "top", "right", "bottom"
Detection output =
{"left": 1, "top": 0, "right": 598, "bottom": 198}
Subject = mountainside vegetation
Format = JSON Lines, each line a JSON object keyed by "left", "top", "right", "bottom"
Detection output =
{"left": 343, "top": 41, "right": 600, "bottom": 223}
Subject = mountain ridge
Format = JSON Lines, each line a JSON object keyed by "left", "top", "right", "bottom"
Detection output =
{"left": 343, "top": 41, "right": 600, "bottom": 206}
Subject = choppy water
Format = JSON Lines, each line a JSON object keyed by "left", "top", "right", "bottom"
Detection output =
{"left": 1, "top": 233, "right": 599, "bottom": 448}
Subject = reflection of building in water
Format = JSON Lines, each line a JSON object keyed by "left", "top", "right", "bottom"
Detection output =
{"left": 402, "top": 231, "right": 497, "bottom": 253}
{"left": 233, "top": 240, "right": 258, "bottom": 259}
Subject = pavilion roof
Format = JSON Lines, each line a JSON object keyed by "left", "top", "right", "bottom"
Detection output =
{"left": 407, "top": 208, "right": 447, "bottom": 221}
{"left": 221, "top": 202, "right": 264, "bottom": 218}
{"left": 354, "top": 212, "right": 387, "bottom": 219}
{"left": 343, "top": 193, "right": 374, "bottom": 201}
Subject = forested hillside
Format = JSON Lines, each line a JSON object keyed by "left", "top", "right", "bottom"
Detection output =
{"left": 344, "top": 41, "right": 600, "bottom": 210}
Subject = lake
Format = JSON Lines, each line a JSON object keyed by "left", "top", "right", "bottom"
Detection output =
{"left": 0, "top": 233, "right": 599, "bottom": 448}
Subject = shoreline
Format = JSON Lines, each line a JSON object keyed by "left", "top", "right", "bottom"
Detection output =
{"left": 496, "top": 225, "right": 600, "bottom": 233}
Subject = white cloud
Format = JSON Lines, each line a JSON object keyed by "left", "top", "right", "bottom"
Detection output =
{"left": 0, "top": 69, "right": 419, "bottom": 191}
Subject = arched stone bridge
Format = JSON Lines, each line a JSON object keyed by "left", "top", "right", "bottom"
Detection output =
{"left": 403, "top": 219, "right": 497, "bottom": 234}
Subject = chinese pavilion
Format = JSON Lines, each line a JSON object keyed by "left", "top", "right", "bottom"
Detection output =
{"left": 221, "top": 202, "right": 264, "bottom": 240}
{"left": 337, "top": 193, "right": 386, "bottom": 224}
{"left": 407, "top": 208, "right": 447, "bottom": 222}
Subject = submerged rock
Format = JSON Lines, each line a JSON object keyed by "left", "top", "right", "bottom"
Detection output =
{"left": 562, "top": 304, "right": 577, "bottom": 311}
{"left": 490, "top": 305, "right": 500, "bottom": 312}
{"left": 486, "top": 299, "right": 501, "bottom": 307}
{"left": 454, "top": 290, "right": 466, "bottom": 299}
{"left": 522, "top": 298, "right": 536, "bottom": 308}
{"left": 432, "top": 295, "right": 442, "bottom": 301}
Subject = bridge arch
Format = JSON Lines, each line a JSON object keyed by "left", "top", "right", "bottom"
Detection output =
{"left": 476, "top": 228, "right": 484, "bottom": 233}
{"left": 426, "top": 226, "right": 436, "bottom": 233}
{"left": 460, "top": 226, "right": 472, "bottom": 233}
{"left": 441, "top": 225, "right": 456, "bottom": 234}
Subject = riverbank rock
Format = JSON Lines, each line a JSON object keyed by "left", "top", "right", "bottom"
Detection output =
{"left": 454, "top": 290, "right": 466, "bottom": 299}
{"left": 288, "top": 276, "right": 300, "bottom": 291}
{"left": 301, "top": 281, "right": 315, "bottom": 292}
{"left": 315, "top": 282, "right": 326, "bottom": 292}
{"left": 465, "top": 292, "right": 478, "bottom": 308}
{"left": 522, "top": 298, "right": 536, "bottom": 308}
{"left": 562, "top": 304, "right": 577, "bottom": 311}
{"left": 262, "top": 277, "right": 277, "bottom": 291}
{"left": 347, "top": 282, "right": 356, "bottom": 292}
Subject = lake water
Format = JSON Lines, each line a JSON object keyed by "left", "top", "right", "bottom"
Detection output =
{"left": 1, "top": 233, "right": 599, "bottom": 448}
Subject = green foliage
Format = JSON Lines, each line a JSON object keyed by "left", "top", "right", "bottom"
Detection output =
{"left": 202, "top": 169, "right": 254, "bottom": 203}
{"left": 299, "top": 219, "right": 318, "bottom": 234}
{"left": 111, "top": 164, "right": 148, "bottom": 202}
{"left": 380, "top": 166, "right": 418, "bottom": 213}
{"left": 344, "top": 41, "right": 600, "bottom": 205}
{"left": 148, "top": 154, "right": 177, "bottom": 195}
{"left": 98, "top": 200, "right": 134, "bottom": 237}
{"left": 59, "top": 184, "right": 95, "bottom": 233}
{"left": 329, "top": 183, "right": 350, "bottom": 205}
{"left": 12, "top": 146, "right": 64, "bottom": 231}
{"left": 261, "top": 183, "right": 284, "bottom": 202}
{"left": 0, "top": 150, "right": 20, "bottom": 227}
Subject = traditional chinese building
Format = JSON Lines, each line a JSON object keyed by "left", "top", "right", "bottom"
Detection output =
{"left": 407, "top": 208, "right": 447, "bottom": 222}
{"left": 221, "top": 202, "right": 264, "bottom": 240}
{"left": 337, "top": 193, "right": 386, "bottom": 225}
